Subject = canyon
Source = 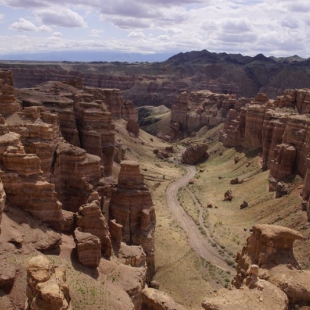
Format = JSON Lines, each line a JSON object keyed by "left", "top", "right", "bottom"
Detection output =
{"left": 0, "top": 51, "right": 310, "bottom": 310}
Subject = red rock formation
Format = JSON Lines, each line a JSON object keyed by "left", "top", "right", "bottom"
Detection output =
{"left": 220, "top": 108, "right": 246, "bottom": 147}
{"left": 109, "top": 160, "right": 156, "bottom": 283}
{"left": 74, "top": 228, "right": 101, "bottom": 268}
{"left": 182, "top": 143, "right": 208, "bottom": 165}
{"left": 25, "top": 255, "right": 72, "bottom": 310}
{"left": 270, "top": 144, "right": 297, "bottom": 180}
{"left": 76, "top": 200, "right": 112, "bottom": 258}
{"left": 142, "top": 288, "right": 187, "bottom": 310}
{"left": 233, "top": 224, "right": 303, "bottom": 288}
{"left": 50, "top": 142, "right": 101, "bottom": 212}
{"left": 74, "top": 99, "right": 115, "bottom": 176}
{"left": 126, "top": 119, "right": 140, "bottom": 137}
{"left": 0, "top": 70, "right": 20, "bottom": 116}
{"left": 231, "top": 224, "right": 310, "bottom": 307}
{"left": 262, "top": 111, "right": 288, "bottom": 170}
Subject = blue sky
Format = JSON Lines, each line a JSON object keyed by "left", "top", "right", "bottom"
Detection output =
{"left": 0, "top": 0, "right": 309, "bottom": 59}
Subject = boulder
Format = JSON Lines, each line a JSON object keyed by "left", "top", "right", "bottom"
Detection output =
{"left": 142, "top": 287, "right": 187, "bottom": 310}
{"left": 25, "top": 255, "right": 72, "bottom": 310}
{"left": 182, "top": 143, "right": 209, "bottom": 165}
{"left": 74, "top": 229, "right": 101, "bottom": 268}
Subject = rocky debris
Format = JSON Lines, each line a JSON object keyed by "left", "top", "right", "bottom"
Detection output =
{"left": 0, "top": 263, "right": 16, "bottom": 291}
{"left": 234, "top": 155, "right": 240, "bottom": 164}
{"left": 202, "top": 272, "right": 288, "bottom": 310}
{"left": 118, "top": 242, "right": 146, "bottom": 268}
{"left": 182, "top": 143, "right": 209, "bottom": 165}
{"left": 126, "top": 119, "right": 140, "bottom": 137}
{"left": 275, "top": 182, "right": 289, "bottom": 198}
{"left": 74, "top": 228, "right": 101, "bottom": 268}
{"left": 230, "top": 177, "right": 244, "bottom": 185}
{"left": 224, "top": 189, "right": 233, "bottom": 201}
{"left": 25, "top": 255, "right": 71, "bottom": 310}
{"left": 240, "top": 201, "right": 248, "bottom": 209}
{"left": 76, "top": 200, "right": 112, "bottom": 258}
{"left": 109, "top": 160, "right": 156, "bottom": 283}
{"left": 142, "top": 287, "right": 187, "bottom": 310}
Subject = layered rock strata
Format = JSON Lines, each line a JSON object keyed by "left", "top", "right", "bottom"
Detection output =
{"left": 50, "top": 142, "right": 101, "bottom": 212}
{"left": 169, "top": 90, "right": 249, "bottom": 139}
{"left": 74, "top": 99, "right": 115, "bottom": 176}
{"left": 182, "top": 143, "right": 209, "bottom": 165}
{"left": 74, "top": 228, "right": 101, "bottom": 268}
{"left": 76, "top": 200, "right": 112, "bottom": 258}
{"left": 26, "top": 255, "right": 72, "bottom": 310}
{"left": 232, "top": 224, "right": 310, "bottom": 307}
{"left": 202, "top": 224, "right": 310, "bottom": 309}
{"left": 220, "top": 89, "right": 310, "bottom": 208}
{"left": 109, "top": 160, "right": 156, "bottom": 283}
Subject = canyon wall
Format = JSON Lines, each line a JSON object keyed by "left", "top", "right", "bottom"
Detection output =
{"left": 168, "top": 90, "right": 250, "bottom": 139}
{"left": 220, "top": 88, "right": 310, "bottom": 215}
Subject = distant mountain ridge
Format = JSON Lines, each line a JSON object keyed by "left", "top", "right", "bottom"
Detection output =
{"left": 0, "top": 49, "right": 310, "bottom": 103}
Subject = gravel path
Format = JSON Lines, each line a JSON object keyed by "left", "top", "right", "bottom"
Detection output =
{"left": 166, "top": 165, "right": 235, "bottom": 272}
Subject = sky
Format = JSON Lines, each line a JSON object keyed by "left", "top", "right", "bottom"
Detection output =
{"left": 0, "top": 0, "right": 309, "bottom": 60}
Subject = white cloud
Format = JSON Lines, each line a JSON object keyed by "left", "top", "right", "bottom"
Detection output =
{"left": 128, "top": 31, "right": 145, "bottom": 38}
{"left": 91, "top": 28, "right": 104, "bottom": 38}
{"left": 0, "top": 0, "right": 309, "bottom": 57}
{"left": 10, "top": 18, "right": 39, "bottom": 32}
{"left": 37, "top": 7, "right": 87, "bottom": 28}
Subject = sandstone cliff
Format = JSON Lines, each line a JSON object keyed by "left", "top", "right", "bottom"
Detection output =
{"left": 109, "top": 160, "right": 156, "bottom": 283}
{"left": 220, "top": 89, "right": 310, "bottom": 212}
{"left": 168, "top": 90, "right": 250, "bottom": 140}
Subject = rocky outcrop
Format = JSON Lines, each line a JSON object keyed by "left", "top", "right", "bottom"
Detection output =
{"left": 231, "top": 224, "right": 310, "bottom": 307}
{"left": 0, "top": 123, "right": 64, "bottom": 230}
{"left": 26, "top": 255, "right": 72, "bottom": 310}
{"left": 142, "top": 288, "right": 187, "bottom": 310}
{"left": 0, "top": 70, "right": 20, "bottom": 116}
{"left": 170, "top": 91, "right": 242, "bottom": 138}
{"left": 74, "top": 228, "right": 101, "bottom": 268}
{"left": 50, "top": 142, "right": 101, "bottom": 212}
{"left": 202, "top": 274, "right": 288, "bottom": 310}
{"left": 270, "top": 144, "right": 296, "bottom": 180}
{"left": 182, "top": 143, "right": 208, "bottom": 165}
{"left": 74, "top": 99, "right": 115, "bottom": 176}
{"left": 126, "top": 119, "right": 140, "bottom": 137}
{"left": 202, "top": 224, "right": 310, "bottom": 309}
{"left": 76, "top": 200, "right": 112, "bottom": 258}
{"left": 109, "top": 160, "right": 156, "bottom": 283}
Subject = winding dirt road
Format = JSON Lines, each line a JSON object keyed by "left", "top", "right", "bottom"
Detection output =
{"left": 166, "top": 165, "right": 235, "bottom": 272}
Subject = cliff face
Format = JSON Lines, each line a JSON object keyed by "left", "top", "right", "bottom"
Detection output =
{"left": 168, "top": 90, "right": 250, "bottom": 139}
{"left": 0, "top": 69, "right": 172, "bottom": 309}
{"left": 109, "top": 160, "right": 156, "bottom": 283}
{"left": 220, "top": 89, "right": 310, "bottom": 209}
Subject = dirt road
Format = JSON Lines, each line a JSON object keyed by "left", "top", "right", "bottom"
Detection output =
{"left": 166, "top": 165, "right": 235, "bottom": 272}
